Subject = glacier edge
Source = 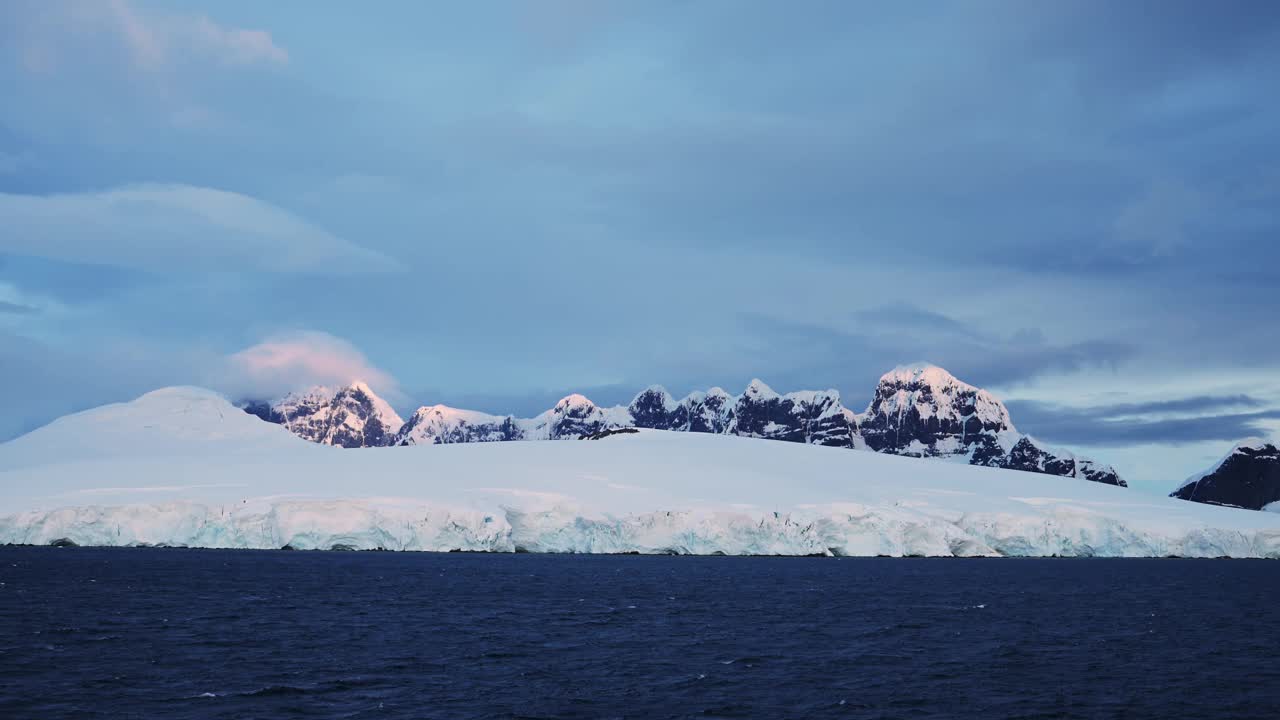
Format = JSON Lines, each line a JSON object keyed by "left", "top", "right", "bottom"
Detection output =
{"left": 5, "top": 499, "right": 1279, "bottom": 558}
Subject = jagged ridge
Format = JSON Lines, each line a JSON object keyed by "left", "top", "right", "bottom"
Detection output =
{"left": 240, "top": 365, "right": 1125, "bottom": 487}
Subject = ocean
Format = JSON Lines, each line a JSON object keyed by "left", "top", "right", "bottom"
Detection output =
{"left": 2, "top": 547, "right": 1278, "bottom": 719}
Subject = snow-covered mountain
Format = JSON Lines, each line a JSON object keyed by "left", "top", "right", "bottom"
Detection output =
{"left": 397, "top": 405, "right": 523, "bottom": 445}
{"left": 861, "top": 364, "right": 1013, "bottom": 458}
{"left": 242, "top": 364, "right": 1122, "bottom": 487}
{"left": 1170, "top": 438, "right": 1280, "bottom": 511}
{"left": 3, "top": 387, "right": 1278, "bottom": 556}
{"left": 858, "top": 365, "right": 1125, "bottom": 486}
{"left": 626, "top": 380, "right": 862, "bottom": 448}
{"left": 343, "top": 379, "right": 860, "bottom": 449}
{"left": 395, "top": 394, "right": 633, "bottom": 445}
{"left": 243, "top": 382, "right": 403, "bottom": 448}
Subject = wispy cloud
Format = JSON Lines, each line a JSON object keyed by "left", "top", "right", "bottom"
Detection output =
{"left": 0, "top": 300, "right": 38, "bottom": 316}
{"left": 1111, "top": 179, "right": 1208, "bottom": 259}
{"left": 184, "top": 13, "right": 288, "bottom": 67}
{"left": 0, "top": 184, "right": 402, "bottom": 274}
{"left": 57, "top": 483, "right": 248, "bottom": 497}
{"left": 0, "top": 282, "right": 56, "bottom": 319}
{"left": 216, "top": 331, "right": 401, "bottom": 402}
{"left": 17, "top": 0, "right": 287, "bottom": 74}
{"left": 1006, "top": 395, "right": 1280, "bottom": 447}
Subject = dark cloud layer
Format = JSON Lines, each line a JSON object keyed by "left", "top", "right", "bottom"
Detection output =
{"left": 0, "top": 0, "right": 1277, "bottom": 481}
{"left": 1006, "top": 396, "right": 1280, "bottom": 448}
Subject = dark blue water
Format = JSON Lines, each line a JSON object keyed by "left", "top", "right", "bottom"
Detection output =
{"left": 2, "top": 549, "right": 1278, "bottom": 719}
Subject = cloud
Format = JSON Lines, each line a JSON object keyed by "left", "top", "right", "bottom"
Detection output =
{"left": 1005, "top": 395, "right": 1280, "bottom": 447}
{"left": 15, "top": 0, "right": 287, "bottom": 74}
{"left": 215, "top": 331, "right": 401, "bottom": 402}
{"left": 0, "top": 184, "right": 402, "bottom": 274}
{"left": 185, "top": 14, "right": 288, "bottom": 67}
{"left": 732, "top": 307, "right": 1134, "bottom": 407}
{"left": 0, "top": 300, "right": 37, "bottom": 316}
{"left": 61, "top": 483, "right": 248, "bottom": 497}
{"left": 0, "top": 281, "right": 57, "bottom": 319}
{"left": 0, "top": 151, "right": 22, "bottom": 175}
{"left": 1112, "top": 179, "right": 1208, "bottom": 258}
{"left": 1077, "top": 394, "right": 1265, "bottom": 417}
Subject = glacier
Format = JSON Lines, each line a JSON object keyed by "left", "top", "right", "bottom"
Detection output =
{"left": 3, "top": 387, "right": 1279, "bottom": 557}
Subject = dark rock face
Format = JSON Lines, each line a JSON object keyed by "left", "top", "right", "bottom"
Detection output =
{"left": 669, "top": 389, "right": 736, "bottom": 434}
{"left": 1171, "top": 441, "right": 1280, "bottom": 510}
{"left": 327, "top": 386, "right": 400, "bottom": 448}
{"left": 785, "top": 391, "right": 859, "bottom": 448}
{"left": 996, "top": 437, "right": 1127, "bottom": 488}
{"left": 626, "top": 382, "right": 858, "bottom": 448}
{"left": 580, "top": 428, "right": 641, "bottom": 440}
{"left": 49, "top": 538, "right": 78, "bottom": 548}
{"left": 542, "top": 395, "right": 615, "bottom": 440}
{"left": 1077, "top": 464, "right": 1125, "bottom": 487}
{"left": 241, "top": 400, "right": 277, "bottom": 423}
{"left": 730, "top": 381, "right": 806, "bottom": 443}
{"left": 730, "top": 382, "right": 858, "bottom": 447}
{"left": 628, "top": 387, "right": 678, "bottom": 430}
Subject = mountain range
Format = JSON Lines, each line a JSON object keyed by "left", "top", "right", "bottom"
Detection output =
{"left": 241, "top": 364, "right": 1127, "bottom": 487}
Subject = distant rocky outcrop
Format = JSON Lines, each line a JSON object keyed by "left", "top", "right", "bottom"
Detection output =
{"left": 580, "top": 428, "right": 640, "bottom": 440}
{"left": 1171, "top": 439, "right": 1280, "bottom": 511}
{"left": 239, "top": 365, "right": 1124, "bottom": 487}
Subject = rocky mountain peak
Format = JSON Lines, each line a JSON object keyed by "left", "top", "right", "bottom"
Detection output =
{"left": 629, "top": 386, "right": 678, "bottom": 429}
{"left": 743, "top": 378, "right": 779, "bottom": 401}
{"left": 861, "top": 363, "right": 1014, "bottom": 456}
{"left": 241, "top": 382, "right": 403, "bottom": 449}
{"left": 1171, "top": 437, "right": 1280, "bottom": 510}
{"left": 554, "top": 393, "right": 595, "bottom": 412}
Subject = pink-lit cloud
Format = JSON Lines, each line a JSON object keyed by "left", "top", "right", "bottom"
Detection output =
{"left": 15, "top": 0, "right": 287, "bottom": 74}
{"left": 216, "top": 332, "right": 401, "bottom": 402}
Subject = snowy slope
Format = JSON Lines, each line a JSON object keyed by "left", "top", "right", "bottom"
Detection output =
{"left": 2, "top": 387, "right": 1277, "bottom": 556}
{"left": 0, "top": 387, "right": 308, "bottom": 471}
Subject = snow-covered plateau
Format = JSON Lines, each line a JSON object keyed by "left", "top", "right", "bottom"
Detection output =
{"left": 3, "top": 387, "right": 1279, "bottom": 557}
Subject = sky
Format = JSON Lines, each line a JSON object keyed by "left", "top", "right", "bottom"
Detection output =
{"left": 1, "top": 0, "right": 1278, "bottom": 495}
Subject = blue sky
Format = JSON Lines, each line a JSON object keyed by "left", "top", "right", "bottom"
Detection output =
{"left": 1, "top": 0, "right": 1278, "bottom": 494}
